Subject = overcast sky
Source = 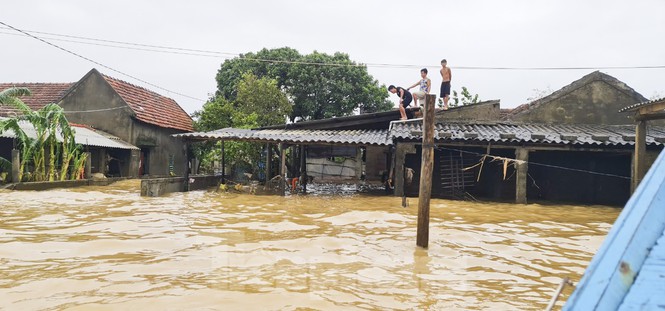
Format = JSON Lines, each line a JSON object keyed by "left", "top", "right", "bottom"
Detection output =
{"left": 1, "top": 0, "right": 664, "bottom": 114}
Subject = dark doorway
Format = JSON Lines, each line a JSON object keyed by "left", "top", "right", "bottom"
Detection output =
{"left": 139, "top": 148, "right": 150, "bottom": 176}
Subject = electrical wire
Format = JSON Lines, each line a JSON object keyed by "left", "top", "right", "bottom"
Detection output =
{"left": 3, "top": 27, "right": 665, "bottom": 71}
{"left": 438, "top": 146, "right": 631, "bottom": 180}
{"left": 0, "top": 22, "right": 206, "bottom": 102}
{"left": 62, "top": 106, "right": 129, "bottom": 113}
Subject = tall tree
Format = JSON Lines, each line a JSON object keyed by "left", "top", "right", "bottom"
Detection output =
{"left": 215, "top": 48, "right": 392, "bottom": 121}
{"left": 236, "top": 73, "right": 291, "bottom": 127}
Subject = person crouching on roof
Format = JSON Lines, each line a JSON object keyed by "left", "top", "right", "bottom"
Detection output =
{"left": 407, "top": 68, "right": 431, "bottom": 108}
{"left": 388, "top": 85, "right": 413, "bottom": 120}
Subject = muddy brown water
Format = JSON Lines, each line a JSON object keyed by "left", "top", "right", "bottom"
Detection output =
{"left": 0, "top": 180, "right": 619, "bottom": 310}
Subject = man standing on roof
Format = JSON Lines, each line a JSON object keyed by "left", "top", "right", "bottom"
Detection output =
{"left": 440, "top": 59, "right": 452, "bottom": 110}
{"left": 407, "top": 68, "right": 431, "bottom": 108}
{"left": 388, "top": 85, "right": 413, "bottom": 120}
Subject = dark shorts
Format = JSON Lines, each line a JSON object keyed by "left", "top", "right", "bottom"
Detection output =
{"left": 440, "top": 81, "right": 451, "bottom": 97}
{"left": 401, "top": 93, "right": 413, "bottom": 107}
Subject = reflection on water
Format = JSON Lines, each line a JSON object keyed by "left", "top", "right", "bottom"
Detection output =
{"left": 0, "top": 180, "right": 619, "bottom": 310}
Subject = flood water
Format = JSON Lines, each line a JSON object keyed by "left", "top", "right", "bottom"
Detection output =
{"left": 0, "top": 180, "right": 620, "bottom": 310}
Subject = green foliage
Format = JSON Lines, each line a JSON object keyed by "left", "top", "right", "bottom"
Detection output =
{"left": 447, "top": 86, "right": 481, "bottom": 108}
{"left": 0, "top": 87, "right": 86, "bottom": 182}
{"left": 236, "top": 73, "right": 291, "bottom": 127}
{"left": 215, "top": 47, "right": 392, "bottom": 121}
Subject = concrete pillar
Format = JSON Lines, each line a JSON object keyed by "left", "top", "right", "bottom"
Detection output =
{"left": 97, "top": 149, "right": 107, "bottom": 174}
{"left": 84, "top": 152, "right": 92, "bottom": 179}
{"left": 515, "top": 148, "right": 529, "bottom": 204}
{"left": 632, "top": 120, "right": 647, "bottom": 192}
{"left": 128, "top": 149, "right": 140, "bottom": 178}
{"left": 355, "top": 147, "right": 363, "bottom": 180}
{"left": 11, "top": 149, "right": 20, "bottom": 183}
{"left": 394, "top": 143, "right": 417, "bottom": 197}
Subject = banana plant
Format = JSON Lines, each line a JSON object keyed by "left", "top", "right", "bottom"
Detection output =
{"left": 1, "top": 87, "right": 81, "bottom": 182}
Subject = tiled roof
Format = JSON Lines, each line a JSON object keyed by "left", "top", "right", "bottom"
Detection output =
{"left": 392, "top": 121, "right": 665, "bottom": 147}
{"left": 0, "top": 83, "right": 73, "bottom": 117}
{"left": 0, "top": 117, "right": 138, "bottom": 150}
{"left": 504, "top": 71, "right": 647, "bottom": 119}
{"left": 619, "top": 97, "right": 665, "bottom": 113}
{"left": 175, "top": 128, "right": 392, "bottom": 146}
{"left": 101, "top": 75, "right": 193, "bottom": 132}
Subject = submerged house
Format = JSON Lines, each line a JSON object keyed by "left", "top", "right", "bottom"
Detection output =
{"left": 1, "top": 69, "right": 193, "bottom": 178}
{"left": 177, "top": 71, "right": 664, "bottom": 206}
{"left": 393, "top": 71, "right": 663, "bottom": 206}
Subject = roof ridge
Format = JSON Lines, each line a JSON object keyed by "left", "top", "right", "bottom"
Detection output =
{"left": 505, "top": 71, "right": 646, "bottom": 118}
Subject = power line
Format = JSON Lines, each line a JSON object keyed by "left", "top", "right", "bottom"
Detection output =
{"left": 2, "top": 27, "right": 665, "bottom": 71}
{"left": 0, "top": 22, "right": 206, "bottom": 102}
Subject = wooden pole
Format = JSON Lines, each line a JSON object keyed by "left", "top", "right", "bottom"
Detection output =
{"left": 300, "top": 145, "right": 307, "bottom": 193}
{"left": 221, "top": 141, "right": 225, "bottom": 184}
{"left": 183, "top": 142, "right": 190, "bottom": 192}
{"left": 632, "top": 120, "right": 647, "bottom": 192}
{"left": 265, "top": 143, "right": 272, "bottom": 183}
{"left": 279, "top": 143, "right": 286, "bottom": 196}
{"left": 417, "top": 94, "right": 436, "bottom": 248}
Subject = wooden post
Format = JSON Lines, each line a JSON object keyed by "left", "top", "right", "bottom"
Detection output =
{"left": 300, "top": 145, "right": 307, "bottom": 193}
{"left": 515, "top": 147, "right": 529, "bottom": 204}
{"left": 183, "top": 142, "right": 190, "bottom": 192}
{"left": 221, "top": 141, "right": 226, "bottom": 184}
{"left": 265, "top": 143, "right": 272, "bottom": 183}
{"left": 84, "top": 152, "right": 92, "bottom": 179}
{"left": 11, "top": 149, "right": 20, "bottom": 183}
{"left": 279, "top": 143, "right": 286, "bottom": 196}
{"left": 394, "top": 143, "right": 416, "bottom": 197}
{"left": 632, "top": 120, "right": 647, "bottom": 192}
{"left": 417, "top": 94, "right": 436, "bottom": 248}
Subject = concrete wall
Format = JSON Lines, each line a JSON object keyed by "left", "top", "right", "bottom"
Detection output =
{"left": 140, "top": 175, "right": 220, "bottom": 197}
{"left": 59, "top": 70, "right": 188, "bottom": 177}
{"left": 8, "top": 177, "right": 129, "bottom": 191}
{"left": 436, "top": 100, "right": 501, "bottom": 122}
{"left": 508, "top": 76, "right": 645, "bottom": 125}
{"left": 364, "top": 146, "right": 389, "bottom": 181}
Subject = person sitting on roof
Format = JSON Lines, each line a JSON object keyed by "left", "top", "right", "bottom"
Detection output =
{"left": 388, "top": 85, "right": 413, "bottom": 120}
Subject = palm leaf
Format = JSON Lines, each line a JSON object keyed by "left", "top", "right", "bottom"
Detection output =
{"left": 0, "top": 87, "right": 32, "bottom": 115}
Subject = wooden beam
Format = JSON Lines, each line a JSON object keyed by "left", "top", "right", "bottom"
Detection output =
{"left": 632, "top": 120, "right": 647, "bottom": 192}
{"left": 515, "top": 148, "right": 529, "bottom": 204}
{"left": 635, "top": 111, "right": 665, "bottom": 122}
{"left": 417, "top": 94, "right": 436, "bottom": 248}
{"left": 638, "top": 101, "right": 665, "bottom": 115}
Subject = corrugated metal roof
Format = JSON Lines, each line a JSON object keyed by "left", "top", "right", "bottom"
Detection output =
{"left": 174, "top": 128, "right": 392, "bottom": 146}
{"left": 619, "top": 97, "right": 665, "bottom": 113}
{"left": 0, "top": 118, "right": 138, "bottom": 150}
{"left": 392, "top": 122, "right": 665, "bottom": 146}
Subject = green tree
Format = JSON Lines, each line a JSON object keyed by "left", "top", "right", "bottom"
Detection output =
{"left": 446, "top": 86, "right": 481, "bottom": 108}
{"left": 236, "top": 72, "right": 291, "bottom": 127}
{"left": 215, "top": 47, "right": 392, "bottom": 121}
